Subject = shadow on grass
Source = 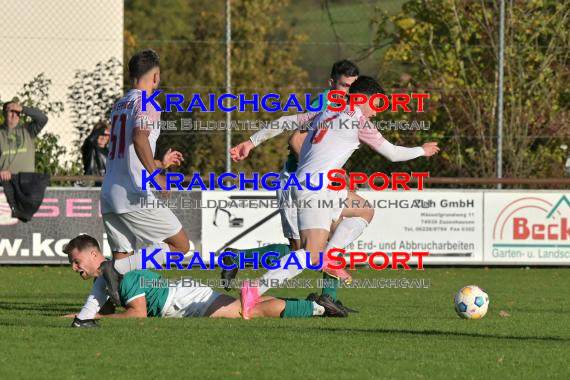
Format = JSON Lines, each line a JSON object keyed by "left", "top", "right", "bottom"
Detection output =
{"left": 311, "top": 326, "right": 569, "bottom": 342}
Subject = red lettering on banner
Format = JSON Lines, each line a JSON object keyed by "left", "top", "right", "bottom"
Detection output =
{"left": 513, "top": 218, "right": 529, "bottom": 239}
{"left": 34, "top": 198, "right": 102, "bottom": 218}
{"left": 35, "top": 198, "right": 59, "bottom": 217}
{"left": 67, "top": 199, "right": 93, "bottom": 217}
{"left": 513, "top": 217, "right": 570, "bottom": 240}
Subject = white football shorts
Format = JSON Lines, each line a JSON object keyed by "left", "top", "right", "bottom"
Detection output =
{"left": 103, "top": 207, "right": 183, "bottom": 252}
{"left": 161, "top": 280, "right": 221, "bottom": 318}
{"left": 292, "top": 186, "right": 348, "bottom": 232}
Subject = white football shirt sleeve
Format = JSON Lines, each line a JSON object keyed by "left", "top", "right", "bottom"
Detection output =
{"left": 249, "top": 111, "right": 320, "bottom": 147}
{"left": 76, "top": 276, "right": 109, "bottom": 320}
{"left": 358, "top": 120, "right": 425, "bottom": 162}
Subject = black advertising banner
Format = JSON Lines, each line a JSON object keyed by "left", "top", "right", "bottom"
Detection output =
{"left": 0, "top": 188, "right": 201, "bottom": 264}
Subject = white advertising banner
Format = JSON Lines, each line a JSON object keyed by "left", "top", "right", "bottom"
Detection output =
{"left": 201, "top": 190, "right": 484, "bottom": 264}
{"left": 201, "top": 192, "right": 289, "bottom": 255}
{"left": 4, "top": 189, "right": 568, "bottom": 265}
{"left": 354, "top": 191, "right": 483, "bottom": 264}
{"left": 483, "top": 192, "right": 570, "bottom": 264}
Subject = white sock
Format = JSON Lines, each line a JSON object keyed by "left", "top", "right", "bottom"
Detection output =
{"left": 258, "top": 250, "right": 307, "bottom": 295}
{"left": 326, "top": 217, "right": 369, "bottom": 252}
{"left": 113, "top": 242, "right": 170, "bottom": 274}
{"left": 76, "top": 276, "right": 108, "bottom": 320}
{"left": 312, "top": 302, "right": 325, "bottom": 316}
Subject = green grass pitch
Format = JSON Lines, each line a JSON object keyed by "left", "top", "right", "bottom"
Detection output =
{"left": 0, "top": 266, "right": 568, "bottom": 379}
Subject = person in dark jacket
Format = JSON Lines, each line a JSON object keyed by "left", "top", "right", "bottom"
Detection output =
{"left": 81, "top": 121, "right": 110, "bottom": 186}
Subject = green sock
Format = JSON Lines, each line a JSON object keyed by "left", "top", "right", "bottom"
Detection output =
{"left": 321, "top": 274, "right": 338, "bottom": 300}
{"left": 232, "top": 244, "right": 291, "bottom": 266}
{"left": 280, "top": 299, "right": 315, "bottom": 318}
{"left": 321, "top": 251, "right": 345, "bottom": 300}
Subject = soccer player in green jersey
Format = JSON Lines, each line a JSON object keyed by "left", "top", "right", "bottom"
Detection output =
{"left": 63, "top": 235, "right": 346, "bottom": 327}
{"left": 225, "top": 60, "right": 360, "bottom": 308}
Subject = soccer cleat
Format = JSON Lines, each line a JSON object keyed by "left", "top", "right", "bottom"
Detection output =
{"left": 307, "top": 293, "right": 358, "bottom": 314}
{"left": 240, "top": 281, "right": 260, "bottom": 320}
{"left": 71, "top": 316, "right": 99, "bottom": 328}
{"left": 306, "top": 293, "right": 319, "bottom": 302}
{"left": 334, "top": 298, "right": 359, "bottom": 314}
{"left": 321, "top": 265, "right": 352, "bottom": 284}
{"left": 100, "top": 260, "right": 123, "bottom": 306}
{"left": 220, "top": 248, "right": 239, "bottom": 291}
{"left": 313, "top": 294, "right": 348, "bottom": 318}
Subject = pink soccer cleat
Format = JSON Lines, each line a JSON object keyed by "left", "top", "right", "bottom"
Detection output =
{"left": 322, "top": 257, "right": 352, "bottom": 283}
{"left": 240, "top": 281, "right": 260, "bottom": 320}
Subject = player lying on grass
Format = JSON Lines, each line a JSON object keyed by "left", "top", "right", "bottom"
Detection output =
{"left": 63, "top": 235, "right": 347, "bottom": 327}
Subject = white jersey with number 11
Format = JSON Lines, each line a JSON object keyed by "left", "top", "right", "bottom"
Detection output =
{"left": 101, "top": 89, "right": 161, "bottom": 214}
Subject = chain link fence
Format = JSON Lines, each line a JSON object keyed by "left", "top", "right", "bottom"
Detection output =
{"left": 0, "top": 0, "right": 122, "bottom": 168}
{"left": 1, "top": 0, "right": 568, "bottom": 181}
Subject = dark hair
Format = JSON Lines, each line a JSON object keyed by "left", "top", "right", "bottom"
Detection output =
{"left": 2, "top": 99, "right": 19, "bottom": 114}
{"left": 128, "top": 49, "right": 160, "bottom": 81}
{"left": 330, "top": 60, "right": 360, "bottom": 80}
{"left": 348, "top": 75, "right": 384, "bottom": 97}
{"left": 63, "top": 234, "right": 101, "bottom": 255}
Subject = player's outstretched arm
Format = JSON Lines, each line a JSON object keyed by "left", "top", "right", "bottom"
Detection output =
{"left": 421, "top": 142, "right": 440, "bottom": 157}
{"left": 229, "top": 111, "right": 320, "bottom": 162}
{"left": 96, "top": 296, "right": 147, "bottom": 318}
{"left": 358, "top": 128, "right": 439, "bottom": 162}
{"left": 376, "top": 140, "right": 440, "bottom": 162}
{"left": 230, "top": 140, "right": 255, "bottom": 162}
{"left": 62, "top": 276, "right": 108, "bottom": 319}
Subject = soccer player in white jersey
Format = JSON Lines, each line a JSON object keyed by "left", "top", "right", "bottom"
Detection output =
{"left": 229, "top": 60, "right": 360, "bottom": 256}
{"left": 239, "top": 76, "right": 440, "bottom": 318}
{"left": 72, "top": 50, "right": 190, "bottom": 325}
{"left": 101, "top": 50, "right": 189, "bottom": 257}
{"left": 227, "top": 61, "right": 366, "bottom": 315}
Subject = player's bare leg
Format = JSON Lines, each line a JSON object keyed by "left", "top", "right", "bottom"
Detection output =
{"left": 112, "top": 251, "right": 134, "bottom": 260}
{"left": 301, "top": 228, "right": 329, "bottom": 262}
{"left": 163, "top": 228, "right": 190, "bottom": 253}
{"left": 207, "top": 295, "right": 283, "bottom": 319}
{"left": 220, "top": 239, "right": 299, "bottom": 289}
{"left": 301, "top": 228, "right": 352, "bottom": 282}
{"left": 207, "top": 294, "right": 341, "bottom": 319}
{"left": 329, "top": 217, "right": 342, "bottom": 236}
{"left": 339, "top": 191, "right": 374, "bottom": 222}
{"left": 314, "top": 191, "right": 374, "bottom": 285}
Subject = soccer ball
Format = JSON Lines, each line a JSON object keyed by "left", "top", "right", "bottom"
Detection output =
{"left": 454, "top": 285, "right": 489, "bottom": 319}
